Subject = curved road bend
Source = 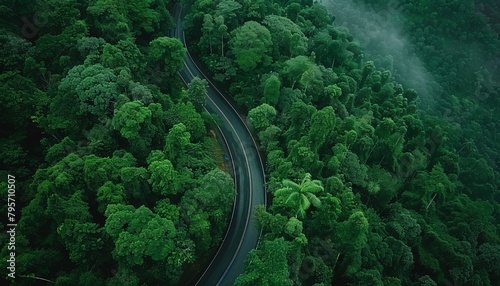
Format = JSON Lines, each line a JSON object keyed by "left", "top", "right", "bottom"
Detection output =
{"left": 172, "top": 4, "right": 267, "bottom": 286}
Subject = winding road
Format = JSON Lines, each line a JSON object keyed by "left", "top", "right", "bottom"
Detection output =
{"left": 172, "top": 4, "right": 267, "bottom": 286}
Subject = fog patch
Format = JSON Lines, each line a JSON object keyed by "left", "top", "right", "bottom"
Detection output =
{"left": 321, "top": 0, "right": 441, "bottom": 110}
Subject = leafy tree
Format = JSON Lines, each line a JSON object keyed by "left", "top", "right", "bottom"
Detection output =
{"left": 148, "top": 36, "right": 186, "bottom": 76}
{"left": 105, "top": 204, "right": 194, "bottom": 282}
{"left": 154, "top": 198, "right": 180, "bottom": 223}
{"left": 148, "top": 159, "right": 180, "bottom": 196}
{"left": 336, "top": 211, "right": 369, "bottom": 275}
{"left": 33, "top": 20, "right": 88, "bottom": 69}
{"left": 187, "top": 76, "right": 208, "bottom": 112}
{"left": 170, "top": 102, "right": 206, "bottom": 141}
{"left": 248, "top": 103, "right": 277, "bottom": 133}
{"left": 180, "top": 168, "right": 234, "bottom": 250}
{"left": 359, "top": 61, "right": 375, "bottom": 88}
{"left": 229, "top": 21, "right": 273, "bottom": 71}
{"left": 112, "top": 101, "right": 152, "bottom": 139}
{"left": 164, "top": 123, "right": 191, "bottom": 164}
{"left": 215, "top": 0, "right": 243, "bottom": 30}
{"left": 287, "top": 137, "right": 324, "bottom": 173}
{"left": 234, "top": 238, "right": 293, "bottom": 286}
{"left": 47, "top": 191, "right": 93, "bottom": 227}
{"left": 120, "top": 166, "right": 150, "bottom": 200}
{"left": 57, "top": 219, "right": 105, "bottom": 264}
{"left": 45, "top": 137, "right": 77, "bottom": 165}
{"left": 308, "top": 106, "right": 336, "bottom": 151}
{"left": 263, "top": 75, "right": 281, "bottom": 106}
{"left": 56, "top": 64, "right": 120, "bottom": 123}
{"left": 340, "top": 151, "right": 368, "bottom": 188}
{"left": 284, "top": 101, "right": 316, "bottom": 141}
{"left": 299, "top": 3, "right": 332, "bottom": 29}
{"left": 282, "top": 55, "right": 315, "bottom": 88}
{"left": 101, "top": 43, "right": 128, "bottom": 70}
{"left": 214, "top": 15, "right": 229, "bottom": 56}
{"left": 402, "top": 163, "right": 455, "bottom": 211}
{"left": 274, "top": 173, "right": 323, "bottom": 218}
{"left": 201, "top": 14, "right": 215, "bottom": 54}
{"left": 258, "top": 125, "right": 282, "bottom": 152}
{"left": 365, "top": 165, "right": 401, "bottom": 207}
{"left": 263, "top": 15, "right": 308, "bottom": 58}
{"left": 96, "top": 181, "right": 126, "bottom": 213}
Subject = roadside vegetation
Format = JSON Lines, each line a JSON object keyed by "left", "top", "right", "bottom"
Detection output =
{"left": 1, "top": 1, "right": 234, "bottom": 284}
{"left": 182, "top": 0, "right": 499, "bottom": 285}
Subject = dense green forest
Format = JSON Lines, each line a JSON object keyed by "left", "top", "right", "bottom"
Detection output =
{"left": 181, "top": 0, "right": 499, "bottom": 285}
{"left": 1, "top": 0, "right": 235, "bottom": 284}
{"left": 1, "top": 0, "right": 499, "bottom": 285}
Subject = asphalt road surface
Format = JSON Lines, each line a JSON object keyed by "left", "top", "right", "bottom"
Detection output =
{"left": 172, "top": 5, "right": 267, "bottom": 286}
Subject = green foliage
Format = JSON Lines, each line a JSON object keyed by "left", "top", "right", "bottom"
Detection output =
{"left": 184, "top": 0, "right": 500, "bottom": 284}
{"left": 5, "top": 0, "right": 500, "bottom": 284}
{"left": 234, "top": 238, "right": 293, "bottom": 286}
{"left": 309, "top": 106, "right": 336, "bottom": 151}
{"left": 148, "top": 36, "right": 186, "bottom": 76}
{"left": 263, "top": 15, "right": 308, "bottom": 58}
{"left": 263, "top": 75, "right": 281, "bottom": 106}
{"left": 148, "top": 159, "right": 180, "bottom": 195}
{"left": 1, "top": 0, "right": 227, "bottom": 284}
{"left": 170, "top": 102, "right": 206, "bottom": 141}
{"left": 105, "top": 204, "right": 194, "bottom": 280}
{"left": 187, "top": 76, "right": 208, "bottom": 112}
{"left": 97, "top": 182, "right": 126, "bottom": 213}
{"left": 274, "top": 173, "right": 323, "bottom": 218}
{"left": 340, "top": 151, "right": 368, "bottom": 187}
{"left": 248, "top": 103, "right": 277, "bottom": 133}
{"left": 55, "top": 63, "right": 119, "bottom": 125}
{"left": 57, "top": 219, "right": 105, "bottom": 264}
{"left": 112, "top": 101, "right": 152, "bottom": 139}
{"left": 229, "top": 21, "right": 273, "bottom": 71}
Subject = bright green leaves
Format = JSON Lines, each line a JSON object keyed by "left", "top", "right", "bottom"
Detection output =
{"left": 263, "top": 15, "right": 308, "bottom": 57}
{"left": 309, "top": 106, "right": 336, "bottom": 151}
{"left": 105, "top": 204, "right": 194, "bottom": 267}
{"left": 234, "top": 238, "right": 293, "bottom": 286}
{"left": 179, "top": 168, "right": 234, "bottom": 254}
{"left": 229, "top": 21, "right": 272, "bottom": 71}
{"left": 274, "top": 173, "right": 323, "bottom": 218}
{"left": 148, "top": 159, "right": 179, "bottom": 196}
{"left": 87, "top": 0, "right": 167, "bottom": 42}
{"left": 248, "top": 103, "right": 277, "bottom": 133}
{"left": 282, "top": 55, "right": 314, "bottom": 88}
{"left": 112, "top": 101, "right": 152, "bottom": 139}
{"left": 186, "top": 76, "right": 208, "bottom": 112}
{"left": 97, "top": 182, "right": 126, "bottom": 213}
{"left": 164, "top": 123, "right": 191, "bottom": 163}
{"left": 262, "top": 75, "right": 281, "bottom": 106}
{"left": 287, "top": 138, "right": 323, "bottom": 173}
{"left": 148, "top": 36, "right": 186, "bottom": 76}
{"left": 170, "top": 102, "right": 206, "bottom": 141}
{"left": 101, "top": 43, "right": 128, "bottom": 69}
{"left": 57, "top": 64, "right": 119, "bottom": 122}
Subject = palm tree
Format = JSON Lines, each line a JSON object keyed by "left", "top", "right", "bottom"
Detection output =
{"left": 274, "top": 173, "right": 323, "bottom": 218}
